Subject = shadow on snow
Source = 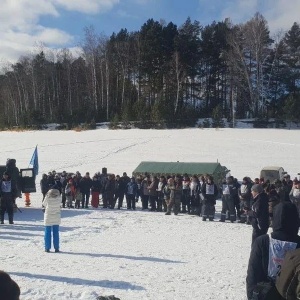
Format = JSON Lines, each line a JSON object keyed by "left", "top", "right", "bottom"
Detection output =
{"left": 60, "top": 251, "right": 185, "bottom": 264}
{"left": 13, "top": 207, "right": 94, "bottom": 223}
{"left": 10, "top": 272, "right": 145, "bottom": 290}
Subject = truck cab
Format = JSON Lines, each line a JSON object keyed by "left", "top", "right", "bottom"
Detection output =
{"left": 260, "top": 166, "right": 286, "bottom": 183}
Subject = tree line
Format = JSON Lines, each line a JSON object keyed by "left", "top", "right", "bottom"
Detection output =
{"left": 0, "top": 13, "right": 299, "bottom": 128}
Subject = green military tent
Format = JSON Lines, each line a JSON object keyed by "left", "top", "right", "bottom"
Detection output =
{"left": 132, "top": 161, "right": 229, "bottom": 185}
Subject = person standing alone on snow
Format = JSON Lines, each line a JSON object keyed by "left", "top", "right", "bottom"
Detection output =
{"left": 42, "top": 185, "right": 62, "bottom": 252}
{"left": 0, "top": 171, "right": 17, "bottom": 224}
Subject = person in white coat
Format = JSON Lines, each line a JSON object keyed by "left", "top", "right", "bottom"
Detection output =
{"left": 42, "top": 186, "right": 61, "bottom": 252}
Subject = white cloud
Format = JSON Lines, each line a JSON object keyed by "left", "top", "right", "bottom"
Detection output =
{"left": 264, "top": 0, "right": 300, "bottom": 33}
{"left": 53, "top": 0, "right": 119, "bottom": 14}
{"left": 0, "top": 0, "right": 119, "bottom": 65}
{"left": 220, "top": 0, "right": 258, "bottom": 25}
{"left": 131, "top": 0, "right": 151, "bottom": 4}
{"left": 219, "top": 0, "right": 300, "bottom": 33}
{"left": 0, "top": 0, "right": 59, "bottom": 32}
{"left": 116, "top": 9, "right": 139, "bottom": 19}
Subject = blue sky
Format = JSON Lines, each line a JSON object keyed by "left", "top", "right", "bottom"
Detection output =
{"left": 0, "top": 0, "right": 299, "bottom": 65}
{"left": 38, "top": 0, "right": 220, "bottom": 44}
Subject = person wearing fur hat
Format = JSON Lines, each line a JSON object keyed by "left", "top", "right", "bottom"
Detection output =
{"left": 0, "top": 171, "right": 17, "bottom": 224}
{"left": 245, "top": 184, "right": 269, "bottom": 245}
{"left": 42, "top": 185, "right": 62, "bottom": 252}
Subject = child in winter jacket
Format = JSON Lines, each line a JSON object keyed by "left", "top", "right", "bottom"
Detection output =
{"left": 65, "top": 180, "right": 74, "bottom": 208}
{"left": 75, "top": 188, "right": 83, "bottom": 209}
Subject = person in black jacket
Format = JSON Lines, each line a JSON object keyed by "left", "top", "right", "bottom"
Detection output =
{"left": 104, "top": 174, "right": 115, "bottom": 209}
{"left": 40, "top": 174, "right": 49, "bottom": 201}
{"left": 0, "top": 171, "right": 17, "bottom": 224}
{"left": 220, "top": 176, "right": 237, "bottom": 222}
{"left": 239, "top": 177, "right": 252, "bottom": 223}
{"left": 233, "top": 178, "right": 241, "bottom": 220}
{"left": 80, "top": 172, "right": 93, "bottom": 208}
{"left": 61, "top": 174, "right": 70, "bottom": 208}
{"left": 246, "top": 202, "right": 300, "bottom": 300}
{"left": 54, "top": 174, "right": 62, "bottom": 194}
{"left": 6, "top": 159, "right": 21, "bottom": 198}
{"left": 201, "top": 175, "right": 218, "bottom": 221}
{"left": 117, "top": 173, "right": 128, "bottom": 209}
{"left": 113, "top": 175, "right": 122, "bottom": 209}
{"left": 245, "top": 184, "right": 269, "bottom": 245}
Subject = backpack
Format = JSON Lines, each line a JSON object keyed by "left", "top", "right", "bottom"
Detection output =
{"left": 276, "top": 248, "right": 300, "bottom": 300}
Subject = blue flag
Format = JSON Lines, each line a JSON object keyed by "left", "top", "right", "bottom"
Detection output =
{"left": 29, "top": 146, "right": 39, "bottom": 176}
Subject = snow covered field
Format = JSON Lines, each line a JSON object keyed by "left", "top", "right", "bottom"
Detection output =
{"left": 1, "top": 128, "right": 300, "bottom": 299}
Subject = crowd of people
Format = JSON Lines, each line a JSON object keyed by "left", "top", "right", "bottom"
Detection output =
{"left": 39, "top": 169, "right": 300, "bottom": 300}
{"left": 40, "top": 170, "right": 299, "bottom": 219}
{"left": 2, "top": 166, "right": 300, "bottom": 299}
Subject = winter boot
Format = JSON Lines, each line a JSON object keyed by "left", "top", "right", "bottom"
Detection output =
{"left": 238, "top": 214, "right": 246, "bottom": 223}
{"left": 246, "top": 215, "right": 252, "bottom": 225}
{"left": 163, "top": 201, "right": 167, "bottom": 212}
{"left": 157, "top": 200, "right": 163, "bottom": 212}
{"left": 0, "top": 210, "right": 5, "bottom": 223}
{"left": 219, "top": 213, "right": 226, "bottom": 222}
{"left": 230, "top": 214, "right": 236, "bottom": 223}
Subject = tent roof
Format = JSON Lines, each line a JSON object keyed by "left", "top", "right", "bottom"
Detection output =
{"left": 261, "top": 166, "right": 284, "bottom": 171}
{"left": 132, "top": 161, "right": 226, "bottom": 176}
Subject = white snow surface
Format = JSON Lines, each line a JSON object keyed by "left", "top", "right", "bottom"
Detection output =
{"left": 1, "top": 128, "right": 300, "bottom": 300}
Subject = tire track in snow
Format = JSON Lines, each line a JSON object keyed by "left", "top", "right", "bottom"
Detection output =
{"left": 233, "top": 138, "right": 300, "bottom": 148}
{"left": 58, "top": 138, "right": 153, "bottom": 170}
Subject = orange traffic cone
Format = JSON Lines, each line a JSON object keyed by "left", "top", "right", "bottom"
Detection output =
{"left": 24, "top": 193, "right": 31, "bottom": 207}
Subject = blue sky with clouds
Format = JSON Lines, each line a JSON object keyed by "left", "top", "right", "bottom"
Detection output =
{"left": 0, "top": 0, "right": 300, "bottom": 65}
